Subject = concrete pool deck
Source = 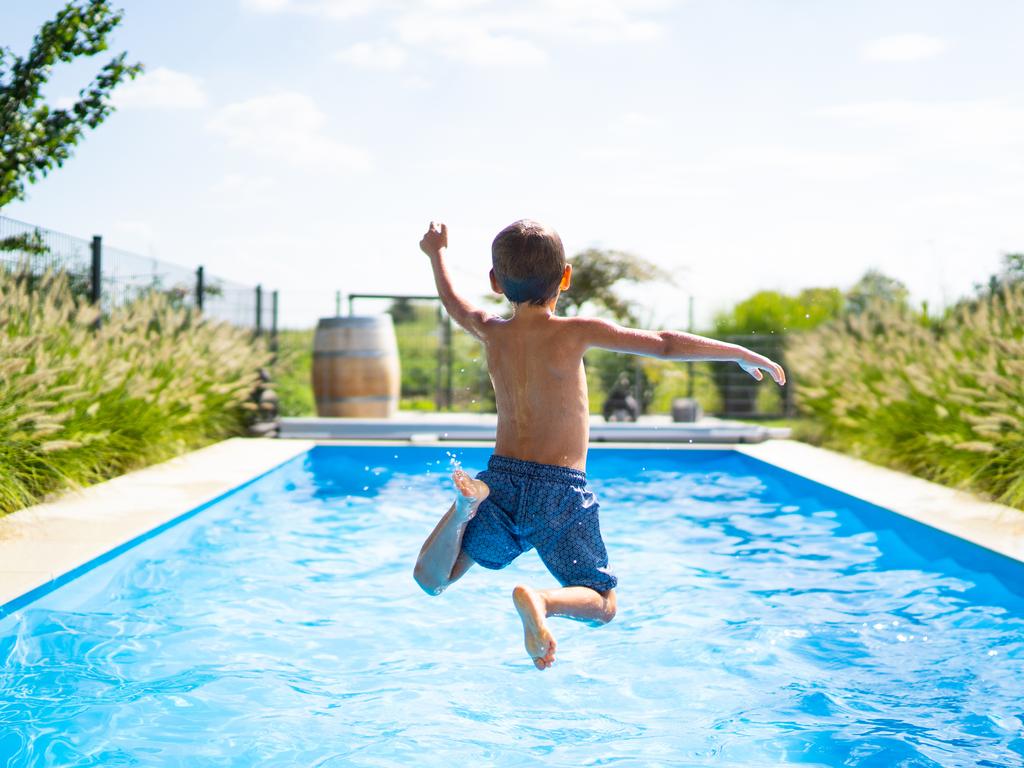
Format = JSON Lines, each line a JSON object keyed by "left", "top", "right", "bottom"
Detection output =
{"left": 1, "top": 436, "right": 1021, "bottom": 611}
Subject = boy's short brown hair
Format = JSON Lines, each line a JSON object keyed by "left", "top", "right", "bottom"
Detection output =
{"left": 491, "top": 219, "right": 565, "bottom": 305}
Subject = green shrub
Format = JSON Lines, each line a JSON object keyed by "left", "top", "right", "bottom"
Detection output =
{"left": 272, "top": 329, "right": 315, "bottom": 416}
{"left": 0, "top": 268, "right": 270, "bottom": 515}
{"left": 788, "top": 283, "right": 1024, "bottom": 509}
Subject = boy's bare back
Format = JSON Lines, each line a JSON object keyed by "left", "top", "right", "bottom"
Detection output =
{"left": 478, "top": 310, "right": 593, "bottom": 470}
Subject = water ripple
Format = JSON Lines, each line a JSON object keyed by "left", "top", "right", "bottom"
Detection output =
{"left": 1, "top": 447, "right": 1022, "bottom": 766}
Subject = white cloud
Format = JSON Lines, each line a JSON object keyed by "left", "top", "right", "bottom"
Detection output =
{"left": 862, "top": 34, "right": 947, "bottom": 62}
{"left": 397, "top": 12, "right": 547, "bottom": 67}
{"left": 240, "top": 0, "right": 290, "bottom": 10}
{"left": 538, "top": 0, "right": 667, "bottom": 42}
{"left": 208, "top": 173, "right": 277, "bottom": 209}
{"left": 334, "top": 40, "right": 408, "bottom": 70}
{"left": 822, "top": 99, "right": 1024, "bottom": 150}
{"left": 241, "top": 0, "right": 670, "bottom": 66}
{"left": 207, "top": 92, "right": 370, "bottom": 172}
{"left": 240, "top": 0, "right": 385, "bottom": 19}
{"left": 610, "top": 111, "right": 663, "bottom": 133}
{"left": 113, "top": 67, "right": 207, "bottom": 110}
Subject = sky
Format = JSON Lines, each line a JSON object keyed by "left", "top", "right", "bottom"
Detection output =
{"left": 3, "top": 0, "right": 1023, "bottom": 329}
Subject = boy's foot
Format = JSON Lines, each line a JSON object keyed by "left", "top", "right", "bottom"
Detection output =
{"left": 452, "top": 469, "right": 489, "bottom": 520}
{"left": 512, "top": 585, "right": 557, "bottom": 670}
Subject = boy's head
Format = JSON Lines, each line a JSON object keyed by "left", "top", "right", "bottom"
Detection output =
{"left": 490, "top": 219, "right": 569, "bottom": 306}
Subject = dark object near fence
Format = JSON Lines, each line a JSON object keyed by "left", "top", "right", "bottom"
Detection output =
{"left": 603, "top": 373, "right": 640, "bottom": 422}
{"left": 671, "top": 397, "right": 703, "bottom": 423}
{"left": 249, "top": 368, "right": 280, "bottom": 437}
{"left": 312, "top": 316, "right": 400, "bottom": 417}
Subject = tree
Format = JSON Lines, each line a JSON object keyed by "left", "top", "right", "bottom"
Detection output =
{"left": 557, "top": 248, "right": 674, "bottom": 324}
{"left": 975, "top": 252, "right": 1024, "bottom": 298}
{"left": 0, "top": 1, "right": 142, "bottom": 208}
{"left": 713, "top": 288, "right": 843, "bottom": 335}
{"left": 844, "top": 269, "right": 909, "bottom": 316}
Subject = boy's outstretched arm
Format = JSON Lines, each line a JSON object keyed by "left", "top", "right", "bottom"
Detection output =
{"left": 420, "top": 221, "right": 493, "bottom": 340}
{"left": 579, "top": 318, "right": 786, "bottom": 384}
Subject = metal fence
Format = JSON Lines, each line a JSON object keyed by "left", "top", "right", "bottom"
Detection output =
{"left": 335, "top": 292, "right": 792, "bottom": 419}
{"left": 0, "top": 215, "right": 276, "bottom": 334}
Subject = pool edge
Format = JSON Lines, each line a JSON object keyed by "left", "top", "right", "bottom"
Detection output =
{"left": 0, "top": 438, "right": 315, "bottom": 615}
{"left": 735, "top": 440, "right": 1024, "bottom": 565}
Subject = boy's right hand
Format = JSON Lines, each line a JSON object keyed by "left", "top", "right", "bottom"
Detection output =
{"left": 419, "top": 221, "right": 448, "bottom": 258}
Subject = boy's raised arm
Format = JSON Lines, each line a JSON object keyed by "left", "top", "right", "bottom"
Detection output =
{"left": 420, "top": 221, "right": 493, "bottom": 340}
{"left": 579, "top": 317, "right": 786, "bottom": 385}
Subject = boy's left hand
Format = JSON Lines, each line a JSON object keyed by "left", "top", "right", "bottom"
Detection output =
{"left": 739, "top": 350, "right": 786, "bottom": 385}
{"left": 419, "top": 221, "right": 448, "bottom": 258}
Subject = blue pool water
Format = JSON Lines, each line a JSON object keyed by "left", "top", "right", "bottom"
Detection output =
{"left": 2, "top": 446, "right": 1023, "bottom": 767}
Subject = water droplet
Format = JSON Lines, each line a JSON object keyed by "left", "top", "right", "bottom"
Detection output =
{"left": 362, "top": 485, "right": 369, "bottom": 491}
{"left": 364, "top": 465, "right": 369, "bottom": 471}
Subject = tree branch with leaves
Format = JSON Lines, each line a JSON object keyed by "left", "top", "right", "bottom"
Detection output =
{"left": 557, "top": 248, "right": 674, "bottom": 324}
{"left": 0, "top": 0, "right": 142, "bottom": 209}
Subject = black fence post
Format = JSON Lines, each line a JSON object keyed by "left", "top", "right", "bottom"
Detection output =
{"left": 90, "top": 236, "right": 102, "bottom": 306}
{"left": 271, "top": 290, "right": 279, "bottom": 353}
{"left": 445, "top": 313, "right": 454, "bottom": 409}
{"left": 255, "top": 284, "right": 263, "bottom": 336}
{"left": 196, "top": 266, "right": 205, "bottom": 311}
{"left": 687, "top": 296, "right": 695, "bottom": 398}
{"left": 434, "top": 304, "right": 445, "bottom": 411}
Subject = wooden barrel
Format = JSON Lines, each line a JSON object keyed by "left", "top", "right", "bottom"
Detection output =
{"left": 312, "top": 316, "right": 400, "bottom": 417}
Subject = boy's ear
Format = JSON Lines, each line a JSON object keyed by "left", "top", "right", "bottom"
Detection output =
{"left": 489, "top": 268, "right": 504, "bottom": 295}
{"left": 559, "top": 264, "right": 572, "bottom": 291}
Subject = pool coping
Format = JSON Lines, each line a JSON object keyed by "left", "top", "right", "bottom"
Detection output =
{"left": 0, "top": 438, "right": 315, "bottom": 610}
{"left": 2, "top": 437, "right": 1021, "bottom": 613}
{"left": 735, "top": 440, "right": 1024, "bottom": 564}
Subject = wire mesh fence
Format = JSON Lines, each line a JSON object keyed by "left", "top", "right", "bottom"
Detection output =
{"left": 0, "top": 215, "right": 275, "bottom": 334}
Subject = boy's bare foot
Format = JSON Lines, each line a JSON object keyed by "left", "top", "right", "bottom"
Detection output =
{"left": 452, "top": 469, "right": 488, "bottom": 520}
{"left": 512, "top": 584, "right": 557, "bottom": 670}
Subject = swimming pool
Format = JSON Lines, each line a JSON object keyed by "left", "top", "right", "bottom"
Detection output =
{"left": 2, "top": 445, "right": 1022, "bottom": 766}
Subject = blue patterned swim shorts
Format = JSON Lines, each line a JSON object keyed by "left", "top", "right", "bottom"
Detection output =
{"left": 461, "top": 455, "right": 617, "bottom": 593}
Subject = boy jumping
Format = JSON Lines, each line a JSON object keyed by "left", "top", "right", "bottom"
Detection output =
{"left": 413, "top": 220, "right": 786, "bottom": 670}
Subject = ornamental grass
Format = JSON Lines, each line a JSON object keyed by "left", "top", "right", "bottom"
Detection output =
{"left": 789, "top": 283, "right": 1024, "bottom": 510}
{"left": 0, "top": 268, "right": 270, "bottom": 516}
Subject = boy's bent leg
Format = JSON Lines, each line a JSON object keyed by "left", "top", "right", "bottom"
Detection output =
{"left": 540, "top": 586, "right": 616, "bottom": 624}
{"left": 512, "top": 585, "right": 617, "bottom": 671}
{"left": 413, "top": 471, "right": 488, "bottom": 595}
